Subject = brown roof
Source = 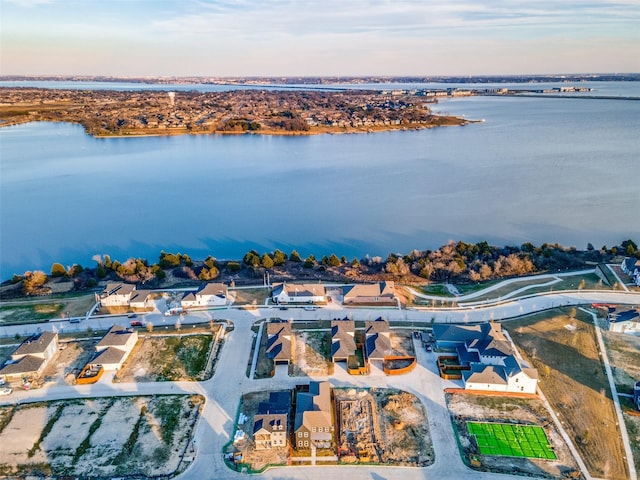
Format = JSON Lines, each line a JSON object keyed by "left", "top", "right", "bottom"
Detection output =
{"left": 91, "top": 347, "right": 127, "bottom": 366}
{"left": 266, "top": 322, "right": 291, "bottom": 362}
{"left": 364, "top": 319, "right": 390, "bottom": 336}
{"left": 331, "top": 321, "right": 356, "bottom": 360}
{"left": 102, "top": 283, "right": 135, "bottom": 296}
{"left": 294, "top": 381, "right": 332, "bottom": 432}
{"left": 96, "top": 325, "right": 136, "bottom": 349}
{"left": 343, "top": 282, "right": 395, "bottom": 300}
{"left": 0, "top": 355, "right": 45, "bottom": 376}
{"left": 197, "top": 282, "right": 228, "bottom": 297}
{"left": 13, "top": 331, "right": 57, "bottom": 357}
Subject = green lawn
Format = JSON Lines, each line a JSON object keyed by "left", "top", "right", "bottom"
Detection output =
{"left": 467, "top": 422, "right": 556, "bottom": 460}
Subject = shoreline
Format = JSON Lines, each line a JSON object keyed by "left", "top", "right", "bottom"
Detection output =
{"left": 0, "top": 116, "right": 471, "bottom": 138}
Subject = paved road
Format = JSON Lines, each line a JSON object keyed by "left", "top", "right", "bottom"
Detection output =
{"left": 2, "top": 289, "right": 640, "bottom": 479}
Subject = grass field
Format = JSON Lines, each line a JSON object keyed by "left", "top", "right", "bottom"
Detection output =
{"left": 467, "top": 422, "right": 556, "bottom": 460}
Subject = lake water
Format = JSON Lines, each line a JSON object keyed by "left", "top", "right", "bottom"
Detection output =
{"left": 1, "top": 82, "right": 639, "bottom": 277}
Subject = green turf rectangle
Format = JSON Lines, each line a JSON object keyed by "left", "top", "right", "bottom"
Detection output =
{"left": 468, "top": 422, "right": 555, "bottom": 461}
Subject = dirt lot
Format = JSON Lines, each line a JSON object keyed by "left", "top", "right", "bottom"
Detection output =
{"left": 337, "top": 387, "right": 433, "bottom": 466}
{"left": 291, "top": 330, "right": 332, "bottom": 377}
{"left": 447, "top": 392, "right": 583, "bottom": 479}
{"left": 600, "top": 326, "right": 640, "bottom": 474}
{"left": 42, "top": 339, "right": 98, "bottom": 386}
{"left": 0, "top": 395, "right": 203, "bottom": 478}
{"left": 232, "top": 288, "right": 268, "bottom": 306}
{"left": 508, "top": 308, "right": 630, "bottom": 480}
{"left": 119, "top": 331, "right": 218, "bottom": 382}
{"left": 389, "top": 329, "right": 415, "bottom": 356}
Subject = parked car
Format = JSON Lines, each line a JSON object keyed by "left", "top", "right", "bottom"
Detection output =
{"left": 279, "top": 306, "right": 288, "bottom": 310}
{"left": 0, "top": 387, "right": 12, "bottom": 396}
{"left": 304, "top": 306, "right": 317, "bottom": 311}
{"left": 69, "top": 317, "right": 81, "bottom": 324}
{"left": 128, "top": 313, "right": 137, "bottom": 319}
{"left": 130, "top": 320, "right": 143, "bottom": 327}
{"left": 425, "top": 344, "right": 433, "bottom": 352}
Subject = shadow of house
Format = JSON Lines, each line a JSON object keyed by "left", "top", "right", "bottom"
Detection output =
{"left": 266, "top": 322, "right": 292, "bottom": 365}
{"left": 0, "top": 331, "right": 59, "bottom": 382}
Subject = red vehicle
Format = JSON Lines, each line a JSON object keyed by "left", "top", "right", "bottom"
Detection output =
{"left": 130, "top": 320, "right": 143, "bottom": 327}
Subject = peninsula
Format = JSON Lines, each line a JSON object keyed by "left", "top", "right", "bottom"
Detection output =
{"left": 0, "top": 87, "right": 468, "bottom": 137}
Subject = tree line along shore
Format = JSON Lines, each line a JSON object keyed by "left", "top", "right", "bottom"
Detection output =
{"left": 2, "top": 239, "right": 638, "bottom": 300}
{"left": 0, "top": 87, "right": 467, "bottom": 137}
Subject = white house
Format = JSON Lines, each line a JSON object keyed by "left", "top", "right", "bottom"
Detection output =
{"left": 0, "top": 331, "right": 59, "bottom": 381}
{"left": 99, "top": 283, "right": 135, "bottom": 307}
{"left": 91, "top": 325, "right": 138, "bottom": 371}
{"left": 271, "top": 283, "right": 326, "bottom": 304}
{"left": 462, "top": 355, "right": 538, "bottom": 394}
{"left": 181, "top": 283, "right": 228, "bottom": 308}
{"left": 129, "top": 290, "right": 152, "bottom": 309}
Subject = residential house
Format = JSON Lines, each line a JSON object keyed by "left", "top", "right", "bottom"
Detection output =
{"left": 253, "top": 391, "right": 291, "bottom": 450}
{"left": 462, "top": 355, "right": 538, "bottom": 394}
{"left": 434, "top": 322, "right": 538, "bottom": 394}
{"left": 607, "top": 308, "right": 640, "bottom": 334}
{"left": 364, "top": 319, "right": 392, "bottom": 362}
{"left": 181, "top": 283, "right": 228, "bottom": 308}
{"left": 433, "top": 323, "right": 513, "bottom": 365}
{"left": 342, "top": 281, "right": 396, "bottom": 305}
{"left": 621, "top": 257, "right": 640, "bottom": 287}
{"left": 331, "top": 320, "right": 356, "bottom": 362}
{"left": 271, "top": 283, "right": 326, "bottom": 304}
{"left": 294, "top": 381, "right": 334, "bottom": 450}
{"left": 99, "top": 283, "right": 135, "bottom": 307}
{"left": 266, "top": 322, "right": 292, "bottom": 365}
{"left": 129, "top": 290, "right": 152, "bottom": 309}
{"left": 0, "top": 331, "right": 59, "bottom": 381}
{"left": 91, "top": 324, "right": 138, "bottom": 371}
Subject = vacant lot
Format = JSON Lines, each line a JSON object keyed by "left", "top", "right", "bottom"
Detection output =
{"left": 447, "top": 392, "right": 582, "bottom": 479}
{"left": 389, "top": 329, "right": 415, "bottom": 356}
{"left": 601, "top": 326, "right": 640, "bottom": 473}
{"left": 291, "top": 330, "right": 332, "bottom": 377}
{"left": 0, "top": 294, "right": 96, "bottom": 326}
{"left": 42, "top": 339, "right": 97, "bottom": 386}
{"left": 232, "top": 288, "right": 268, "bottom": 306}
{"left": 0, "top": 395, "right": 203, "bottom": 478}
{"left": 508, "top": 308, "right": 629, "bottom": 480}
{"left": 119, "top": 333, "right": 216, "bottom": 382}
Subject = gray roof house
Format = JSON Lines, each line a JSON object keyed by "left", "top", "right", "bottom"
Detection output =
{"left": 294, "top": 381, "right": 334, "bottom": 450}
{"left": 266, "top": 322, "right": 292, "bottom": 365}
{"left": 331, "top": 320, "right": 356, "bottom": 362}
{"left": 364, "top": 319, "right": 391, "bottom": 361}
{"left": 0, "top": 331, "right": 59, "bottom": 380}
{"left": 253, "top": 391, "right": 291, "bottom": 450}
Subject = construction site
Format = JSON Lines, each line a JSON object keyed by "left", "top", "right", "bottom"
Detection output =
{"left": 334, "top": 388, "right": 434, "bottom": 466}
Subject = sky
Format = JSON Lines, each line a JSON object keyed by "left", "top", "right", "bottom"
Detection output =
{"left": 1, "top": 0, "right": 639, "bottom": 77}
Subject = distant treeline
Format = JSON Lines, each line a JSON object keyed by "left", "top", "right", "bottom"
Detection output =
{"left": 4, "top": 239, "right": 638, "bottom": 297}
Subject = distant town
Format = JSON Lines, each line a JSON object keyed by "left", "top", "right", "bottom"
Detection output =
{"left": 0, "top": 75, "right": 623, "bottom": 137}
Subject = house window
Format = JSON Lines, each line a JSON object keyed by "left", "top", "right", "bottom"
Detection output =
{"left": 298, "top": 441, "right": 303, "bottom": 447}
{"left": 325, "top": 427, "right": 330, "bottom": 432}
{"left": 304, "top": 441, "right": 309, "bottom": 447}
{"left": 312, "top": 427, "right": 316, "bottom": 432}
{"left": 304, "top": 431, "right": 308, "bottom": 437}
{"left": 298, "top": 432, "right": 302, "bottom": 438}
